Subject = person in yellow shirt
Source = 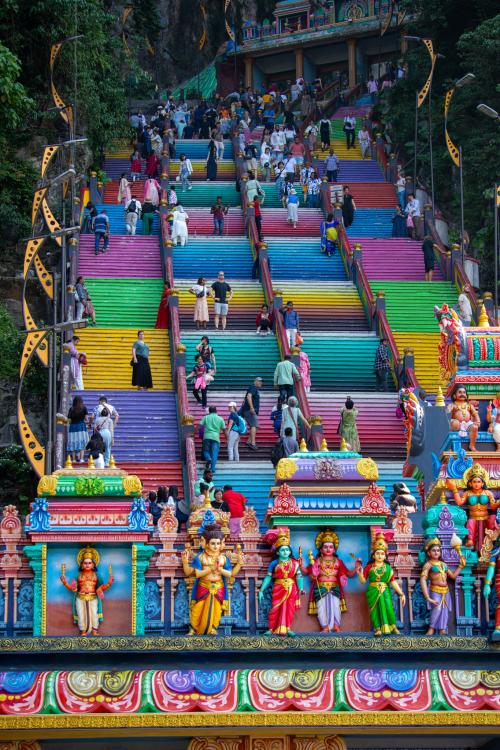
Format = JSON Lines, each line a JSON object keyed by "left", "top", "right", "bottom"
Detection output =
{"left": 320, "top": 212, "right": 339, "bottom": 257}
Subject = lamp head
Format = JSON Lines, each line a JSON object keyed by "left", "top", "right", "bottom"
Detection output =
{"left": 477, "top": 103, "right": 499, "bottom": 120}
{"left": 455, "top": 73, "right": 475, "bottom": 88}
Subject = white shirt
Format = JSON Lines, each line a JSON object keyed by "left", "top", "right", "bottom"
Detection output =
{"left": 284, "top": 127, "right": 296, "bottom": 141}
{"left": 367, "top": 79, "right": 378, "bottom": 93}
{"left": 397, "top": 176, "right": 406, "bottom": 191}
{"left": 260, "top": 150, "right": 272, "bottom": 166}
{"left": 284, "top": 157, "right": 296, "bottom": 173}
{"left": 180, "top": 158, "right": 193, "bottom": 174}
{"left": 358, "top": 129, "right": 370, "bottom": 144}
{"left": 92, "top": 403, "right": 119, "bottom": 422}
{"left": 126, "top": 198, "right": 141, "bottom": 215}
{"left": 344, "top": 116, "right": 356, "bottom": 130}
{"left": 458, "top": 293, "right": 473, "bottom": 321}
{"left": 405, "top": 198, "right": 421, "bottom": 217}
{"left": 305, "top": 124, "right": 318, "bottom": 136}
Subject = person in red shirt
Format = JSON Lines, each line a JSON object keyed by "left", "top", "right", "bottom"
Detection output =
{"left": 253, "top": 196, "right": 263, "bottom": 241}
{"left": 222, "top": 485, "right": 247, "bottom": 536}
{"left": 290, "top": 137, "right": 306, "bottom": 170}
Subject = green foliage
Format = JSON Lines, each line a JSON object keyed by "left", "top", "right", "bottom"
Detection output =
{"left": 0, "top": 156, "right": 37, "bottom": 251}
{"left": 0, "top": 444, "right": 36, "bottom": 509}
{"left": 380, "top": 3, "right": 500, "bottom": 285}
{"left": 0, "top": 41, "right": 34, "bottom": 129}
{"left": 0, "top": 302, "right": 22, "bottom": 380}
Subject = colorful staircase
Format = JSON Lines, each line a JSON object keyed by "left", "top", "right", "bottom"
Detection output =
{"left": 77, "top": 165, "right": 182, "bottom": 494}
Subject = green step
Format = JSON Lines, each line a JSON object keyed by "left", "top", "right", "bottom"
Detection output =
{"left": 302, "top": 336, "right": 385, "bottom": 391}
{"left": 171, "top": 181, "right": 302, "bottom": 209}
{"left": 373, "top": 281, "right": 459, "bottom": 332}
{"left": 181, "top": 334, "right": 280, "bottom": 389}
{"left": 317, "top": 118, "right": 362, "bottom": 139}
{"left": 85, "top": 278, "right": 164, "bottom": 328}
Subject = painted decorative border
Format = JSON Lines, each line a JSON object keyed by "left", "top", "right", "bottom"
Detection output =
{"left": 0, "top": 635, "right": 492, "bottom": 652}
{"left": 0, "top": 711, "right": 498, "bottom": 732}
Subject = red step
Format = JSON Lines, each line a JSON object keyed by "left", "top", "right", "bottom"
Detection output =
{"left": 339, "top": 183, "right": 397, "bottom": 208}
{"left": 118, "top": 461, "right": 184, "bottom": 494}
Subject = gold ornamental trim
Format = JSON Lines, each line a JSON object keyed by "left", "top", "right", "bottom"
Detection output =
{"left": 0, "top": 635, "right": 491, "bottom": 653}
{"left": 0, "top": 711, "right": 499, "bottom": 734}
{"left": 356, "top": 458, "right": 378, "bottom": 481}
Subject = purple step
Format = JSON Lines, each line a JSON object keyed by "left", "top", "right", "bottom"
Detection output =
{"left": 353, "top": 237, "right": 443, "bottom": 281}
{"left": 78, "top": 234, "right": 161, "bottom": 278}
{"left": 75, "top": 390, "right": 180, "bottom": 461}
{"left": 314, "top": 160, "right": 385, "bottom": 182}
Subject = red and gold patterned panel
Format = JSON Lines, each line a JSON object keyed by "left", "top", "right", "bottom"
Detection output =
{"left": 0, "top": 672, "right": 47, "bottom": 714}
{"left": 344, "top": 669, "right": 431, "bottom": 711}
{"left": 55, "top": 671, "right": 143, "bottom": 713}
{"left": 152, "top": 670, "right": 238, "bottom": 713}
{"left": 439, "top": 670, "right": 500, "bottom": 710}
{"left": 247, "top": 669, "right": 335, "bottom": 712}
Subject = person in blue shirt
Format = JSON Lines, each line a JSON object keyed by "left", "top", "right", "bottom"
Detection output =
{"left": 286, "top": 187, "right": 299, "bottom": 228}
{"left": 92, "top": 209, "right": 110, "bottom": 254}
{"left": 282, "top": 300, "right": 300, "bottom": 348}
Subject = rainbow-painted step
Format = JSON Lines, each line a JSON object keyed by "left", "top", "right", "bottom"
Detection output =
{"left": 78, "top": 235, "right": 161, "bottom": 278}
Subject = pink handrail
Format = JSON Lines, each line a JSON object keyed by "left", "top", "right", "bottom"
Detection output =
{"left": 160, "top": 209, "right": 197, "bottom": 503}
{"left": 238, "top": 151, "right": 320, "bottom": 449}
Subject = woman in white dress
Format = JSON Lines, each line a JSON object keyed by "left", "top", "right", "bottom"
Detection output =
{"left": 171, "top": 205, "right": 189, "bottom": 246}
{"left": 144, "top": 177, "right": 161, "bottom": 207}
{"left": 117, "top": 173, "right": 131, "bottom": 205}
{"left": 189, "top": 276, "right": 210, "bottom": 329}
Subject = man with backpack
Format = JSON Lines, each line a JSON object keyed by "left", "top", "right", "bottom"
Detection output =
{"left": 125, "top": 196, "right": 142, "bottom": 236}
{"left": 274, "top": 354, "right": 301, "bottom": 403}
{"left": 226, "top": 401, "right": 247, "bottom": 462}
{"left": 92, "top": 209, "right": 110, "bottom": 254}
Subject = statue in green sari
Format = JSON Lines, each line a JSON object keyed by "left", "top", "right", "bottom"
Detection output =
{"left": 356, "top": 532, "right": 406, "bottom": 636}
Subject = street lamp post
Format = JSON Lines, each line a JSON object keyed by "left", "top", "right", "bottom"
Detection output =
{"left": 403, "top": 36, "right": 444, "bottom": 212}
{"left": 477, "top": 103, "right": 500, "bottom": 321}
{"left": 444, "top": 73, "right": 475, "bottom": 267}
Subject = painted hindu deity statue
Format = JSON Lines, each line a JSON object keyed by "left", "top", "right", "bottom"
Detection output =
{"left": 299, "top": 529, "right": 359, "bottom": 633}
{"left": 259, "top": 526, "right": 303, "bottom": 636}
{"left": 446, "top": 464, "right": 499, "bottom": 552}
{"left": 447, "top": 384, "right": 480, "bottom": 451}
{"left": 482, "top": 530, "right": 500, "bottom": 640}
{"left": 60, "top": 546, "right": 114, "bottom": 636}
{"left": 182, "top": 523, "right": 244, "bottom": 635}
{"left": 419, "top": 537, "right": 465, "bottom": 636}
{"left": 486, "top": 390, "right": 500, "bottom": 450}
{"left": 356, "top": 532, "right": 406, "bottom": 636}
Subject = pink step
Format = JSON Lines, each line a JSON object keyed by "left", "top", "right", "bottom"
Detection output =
{"left": 186, "top": 209, "right": 245, "bottom": 236}
{"left": 259, "top": 208, "right": 323, "bottom": 236}
{"left": 354, "top": 238, "right": 443, "bottom": 281}
{"left": 78, "top": 234, "right": 161, "bottom": 278}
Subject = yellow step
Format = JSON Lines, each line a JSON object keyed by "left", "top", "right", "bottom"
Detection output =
{"left": 392, "top": 332, "right": 441, "bottom": 394}
{"left": 77, "top": 328, "right": 172, "bottom": 391}
{"left": 313, "top": 141, "right": 366, "bottom": 160}
{"left": 175, "top": 281, "right": 264, "bottom": 308}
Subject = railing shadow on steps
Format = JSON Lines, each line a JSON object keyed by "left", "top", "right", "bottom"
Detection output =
{"left": 159, "top": 198, "right": 197, "bottom": 505}
{"left": 320, "top": 185, "right": 419, "bottom": 392}
{"left": 234, "top": 138, "right": 323, "bottom": 451}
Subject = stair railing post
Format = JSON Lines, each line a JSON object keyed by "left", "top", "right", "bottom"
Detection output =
{"left": 388, "top": 153, "right": 398, "bottom": 184}
{"left": 161, "top": 134, "right": 170, "bottom": 187}
{"left": 89, "top": 171, "right": 102, "bottom": 204}
{"left": 333, "top": 202, "right": 343, "bottom": 224}
{"left": 450, "top": 242, "right": 461, "bottom": 273}
{"left": 352, "top": 242, "right": 362, "bottom": 264}
{"left": 423, "top": 203, "right": 434, "bottom": 237}
{"left": 375, "top": 291, "right": 386, "bottom": 333}
{"left": 403, "top": 347, "right": 415, "bottom": 379}
{"left": 483, "top": 292, "right": 495, "bottom": 322}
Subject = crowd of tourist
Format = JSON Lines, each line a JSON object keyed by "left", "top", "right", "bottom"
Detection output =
{"left": 68, "top": 70, "right": 431, "bottom": 534}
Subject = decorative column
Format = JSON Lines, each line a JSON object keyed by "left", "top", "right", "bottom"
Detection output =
{"left": 154, "top": 506, "right": 180, "bottom": 635}
{"left": 347, "top": 38, "right": 357, "bottom": 88}
{"left": 295, "top": 48, "right": 304, "bottom": 80}
{"left": 24, "top": 543, "right": 46, "bottom": 636}
{"left": 244, "top": 57, "right": 253, "bottom": 89}
{"left": 132, "top": 543, "right": 155, "bottom": 636}
{"left": 0, "top": 506, "right": 24, "bottom": 635}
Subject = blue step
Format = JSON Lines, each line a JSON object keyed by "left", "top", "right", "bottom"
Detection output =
{"left": 175, "top": 140, "right": 234, "bottom": 160}
{"left": 173, "top": 238, "right": 253, "bottom": 279}
{"left": 88, "top": 205, "right": 160, "bottom": 235}
{"left": 266, "top": 238, "right": 347, "bottom": 280}
{"left": 208, "top": 462, "right": 275, "bottom": 529}
{"left": 345, "top": 208, "right": 394, "bottom": 238}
